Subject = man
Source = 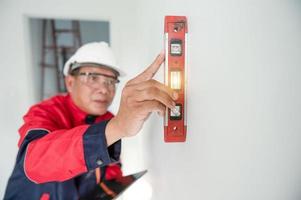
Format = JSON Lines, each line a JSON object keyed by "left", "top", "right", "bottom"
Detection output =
{"left": 4, "top": 42, "right": 177, "bottom": 200}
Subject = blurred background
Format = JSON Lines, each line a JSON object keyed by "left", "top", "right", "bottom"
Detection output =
{"left": 1, "top": 0, "right": 301, "bottom": 199}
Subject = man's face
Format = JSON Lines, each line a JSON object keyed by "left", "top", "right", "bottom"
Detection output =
{"left": 65, "top": 66, "right": 118, "bottom": 116}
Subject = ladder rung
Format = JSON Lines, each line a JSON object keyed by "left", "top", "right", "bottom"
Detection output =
{"left": 40, "top": 63, "right": 56, "bottom": 68}
{"left": 44, "top": 45, "right": 58, "bottom": 49}
{"left": 60, "top": 47, "right": 77, "bottom": 52}
{"left": 44, "top": 46, "right": 77, "bottom": 52}
{"left": 55, "top": 29, "right": 80, "bottom": 34}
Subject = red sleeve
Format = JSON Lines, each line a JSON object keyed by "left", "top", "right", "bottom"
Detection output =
{"left": 19, "top": 101, "right": 114, "bottom": 184}
{"left": 24, "top": 126, "right": 89, "bottom": 183}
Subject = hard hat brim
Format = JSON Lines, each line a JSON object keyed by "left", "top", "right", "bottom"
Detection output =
{"left": 64, "top": 60, "right": 126, "bottom": 77}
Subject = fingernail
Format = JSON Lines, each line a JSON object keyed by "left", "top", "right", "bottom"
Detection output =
{"left": 172, "top": 92, "right": 178, "bottom": 100}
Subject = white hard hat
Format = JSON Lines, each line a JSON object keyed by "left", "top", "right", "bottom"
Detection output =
{"left": 63, "top": 42, "right": 125, "bottom": 76}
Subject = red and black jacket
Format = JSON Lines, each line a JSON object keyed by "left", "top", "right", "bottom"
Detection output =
{"left": 4, "top": 94, "right": 122, "bottom": 200}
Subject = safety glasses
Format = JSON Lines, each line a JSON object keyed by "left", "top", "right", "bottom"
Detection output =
{"left": 75, "top": 72, "right": 119, "bottom": 89}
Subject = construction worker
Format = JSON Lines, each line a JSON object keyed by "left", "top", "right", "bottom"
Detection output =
{"left": 4, "top": 42, "right": 177, "bottom": 200}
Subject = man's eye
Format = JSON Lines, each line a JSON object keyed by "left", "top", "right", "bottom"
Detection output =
{"left": 107, "top": 79, "right": 116, "bottom": 85}
{"left": 90, "top": 75, "right": 99, "bottom": 81}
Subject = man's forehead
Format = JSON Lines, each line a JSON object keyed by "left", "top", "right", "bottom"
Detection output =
{"left": 79, "top": 65, "right": 118, "bottom": 76}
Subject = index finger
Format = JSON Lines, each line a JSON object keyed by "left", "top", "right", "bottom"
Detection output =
{"left": 128, "top": 52, "right": 165, "bottom": 85}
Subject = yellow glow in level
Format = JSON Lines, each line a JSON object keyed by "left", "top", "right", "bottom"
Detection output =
{"left": 170, "top": 71, "right": 181, "bottom": 90}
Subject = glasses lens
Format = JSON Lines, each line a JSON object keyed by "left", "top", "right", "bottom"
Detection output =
{"left": 79, "top": 72, "right": 118, "bottom": 89}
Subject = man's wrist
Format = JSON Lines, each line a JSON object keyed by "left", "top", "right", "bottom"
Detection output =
{"left": 105, "top": 117, "right": 124, "bottom": 146}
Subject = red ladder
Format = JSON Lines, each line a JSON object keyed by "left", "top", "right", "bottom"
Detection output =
{"left": 40, "top": 19, "right": 82, "bottom": 99}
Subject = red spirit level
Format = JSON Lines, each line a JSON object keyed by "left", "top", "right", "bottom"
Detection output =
{"left": 164, "top": 16, "right": 188, "bottom": 142}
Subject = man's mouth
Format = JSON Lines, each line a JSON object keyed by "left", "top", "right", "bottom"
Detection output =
{"left": 93, "top": 99, "right": 108, "bottom": 104}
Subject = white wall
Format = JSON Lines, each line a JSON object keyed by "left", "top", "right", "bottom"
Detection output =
{"left": 1, "top": 0, "right": 301, "bottom": 200}
{"left": 140, "top": 1, "right": 301, "bottom": 200}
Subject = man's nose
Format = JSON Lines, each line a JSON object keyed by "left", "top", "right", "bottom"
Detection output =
{"left": 94, "top": 83, "right": 110, "bottom": 94}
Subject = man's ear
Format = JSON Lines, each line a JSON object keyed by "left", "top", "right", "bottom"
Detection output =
{"left": 65, "top": 75, "right": 75, "bottom": 93}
